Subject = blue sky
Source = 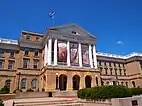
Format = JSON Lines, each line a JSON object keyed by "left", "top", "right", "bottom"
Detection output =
{"left": 0, "top": 0, "right": 142, "bottom": 55}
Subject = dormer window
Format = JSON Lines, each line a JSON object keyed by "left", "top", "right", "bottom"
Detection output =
{"left": 26, "top": 35, "right": 30, "bottom": 40}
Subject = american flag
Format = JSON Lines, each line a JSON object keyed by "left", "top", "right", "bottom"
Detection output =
{"left": 49, "top": 11, "right": 55, "bottom": 18}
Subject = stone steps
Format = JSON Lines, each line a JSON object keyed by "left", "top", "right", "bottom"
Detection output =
{"left": 12, "top": 97, "right": 83, "bottom": 106}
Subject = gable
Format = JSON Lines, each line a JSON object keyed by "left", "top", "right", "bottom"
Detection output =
{"left": 49, "top": 24, "right": 96, "bottom": 40}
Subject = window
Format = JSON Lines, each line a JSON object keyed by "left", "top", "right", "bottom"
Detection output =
{"left": 118, "top": 64, "right": 121, "bottom": 68}
{"left": 99, "top": 61, "right": 102, "bottom": 66}
{"left": 106, "top": 81, "right": 109, "bottom": 85}
{"left": 23, "top": 59, "right": 29, "bottom": 68}
{"left": 21, "top": 78, "right": 26, "bottom": 89}
{"left": 126, "top": 82, "right": 128, "bottom": 87}
{"left": 5, "top": 80, "right": 11, "bottom": 89}
{"left": 31, "top": 79, "right": 37, "bottom": 89}
{"left": 132, "top": 81, "right": 136, "bottom": 88}
{"left": 109, "top": 62, "right": 111, "bottom": 67}
{"left": 26, "top": 35, "right": 30, "bottom": 40}
{"left": 124, "top": 69, "right": 126, "bottom": 76}
{"left": 115, "top": 69, "right": 117, "bottom": 75}
{"left": 33, "top": 60, "right": 39, "bottom": 69}
{"left": 100, "top": 68, "right": 103, "bottom": 72}
{"left": 36, "top": 37, "right": 40, "bottom": 41}
{"left": 123, "top": 64, "right": 125, "bottom": 68}
{"left": 24, "top": 48, "right": 29, "bottom": 56}
{"left": 104, "top": 62, "right": 106, "bottom": 66}
{"left": 34, "top": 50, "right": 38, "bottom": 56}
{"left": 0, "top": 61, "right": 4, "bottom": 69}
{"left": 0, "top": 50, "right": 4, "bottom": 57}
{"left": 119, "top": 69, "right": 122, "bottom": 75}
{"left": 105, "top": 68, "right": 108, "bottom": 75}
{"left": 110, "top": 68, "right": 113, "bottom": 75}
{"left": 114, "top": 63, "right": 116, "bottom": 67}
{"left": 121, "top": 82, "right": 124, "bottom": 85}
{"left": 10, "top": 52, "right": 14, "bottom": 58}
{"left": 8, "top": 61, "right": 14, "bottom": 70}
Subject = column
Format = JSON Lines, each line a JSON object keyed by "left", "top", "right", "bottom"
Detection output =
{"left": 89, "top": 44, "right": 93, "bottom": 68}
{"left": 67, "top": 41, "right": 71, "bottom": 66}
{"left": 44, "top": 43, "right": 48, "bottom": 66}
{"left": 78, "top": 43, "right": 82, "bottom": 67}
{"left": 93, "top": 45, "right": 98, "bottom": 69}
{"left": 48, "top": 38, "right": 52, "bottom": 65}
{"left": 54, "top": 39, "right": 58, "bottom": 65}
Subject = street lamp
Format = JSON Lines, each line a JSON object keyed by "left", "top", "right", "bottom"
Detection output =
{"left": 17, "top": 72, "right": 21, "bottom": 90}
{"left": 56, "top": 73, "right": 59, "bottom": 90}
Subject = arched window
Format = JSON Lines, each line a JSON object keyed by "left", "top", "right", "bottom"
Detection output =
{"left": 31, "top": 79, "right": 37, "bottom": 89}
{"left": 21, "top": 78, "right": 26, "bottom": 89}
{"left": 5, "top": 79, "right": 11, "bottom": 88}
{"left": 126, "top": 82, "right": 128, "bottom": 87}
{"left": 132, "top": 81, "right": 136, "bottom": 88}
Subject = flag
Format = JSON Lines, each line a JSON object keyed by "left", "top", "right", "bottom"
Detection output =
{"left": 49, "top": 11, "right": 55, "bottom": 18}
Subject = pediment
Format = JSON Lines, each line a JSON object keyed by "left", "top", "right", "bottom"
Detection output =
{"left": 48, "top": 24, "right": 96, "bottom": 41}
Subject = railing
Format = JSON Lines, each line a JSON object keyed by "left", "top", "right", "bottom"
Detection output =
{"left": 97, "top": 52, "right": 142, "bottom": 59}
{"left": 0, "top": 38, "right": 18, "bottom": 45}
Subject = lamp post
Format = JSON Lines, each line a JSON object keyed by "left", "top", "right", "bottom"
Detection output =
{"left": 56, "top": 73, "right": 59, "bottom": 90}
{"left": 17, "top": 72, "right": 21, "bottom": 90}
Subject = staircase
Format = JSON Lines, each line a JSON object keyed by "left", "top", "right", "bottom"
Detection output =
{"left": 54, "top": 91, "right": 77, "bottom": 98}
{"left": 11, "top": 97, "right": 83, "bottom": 106}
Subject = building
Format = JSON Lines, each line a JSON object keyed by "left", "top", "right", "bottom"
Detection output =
{"left": 0, "top": 24, "right": 141, "bottom": 93}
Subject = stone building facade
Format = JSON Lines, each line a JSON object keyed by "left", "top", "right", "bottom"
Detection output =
{"left": 0, "top": 24, "right": 141, "bottom": 93}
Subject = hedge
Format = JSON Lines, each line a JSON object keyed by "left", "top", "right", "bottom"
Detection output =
{"left": 0, "top": 86, "right": 9, "bottom": 94}
{"left": 130, "top": 88, "right": 142, "bottom": 96}
{"left": 77, "top": 85, "right": 132, "bottom": 101}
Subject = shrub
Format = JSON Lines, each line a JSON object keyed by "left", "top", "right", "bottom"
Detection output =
{"left": 27, "top": 88, "right": 34, "bottom": 92}
{"left": 0, "top": 86, "right": 9, "bottom": 94}
{"left": 0, "top": 99, "right": 4, "bottom": 106}
{"left": 77, "top": 85, "right": 132, "bottom": 101}
{"left": 130, "top": 88, "right": 142, "bottom": 96}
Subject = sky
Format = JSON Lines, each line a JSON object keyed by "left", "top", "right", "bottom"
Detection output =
{"left": 0, "top": 0, "right": 142, "bottom": 55}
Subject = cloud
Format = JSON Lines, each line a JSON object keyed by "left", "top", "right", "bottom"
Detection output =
{"left": 116, "top": 41, "right": 123, "bottom": 45}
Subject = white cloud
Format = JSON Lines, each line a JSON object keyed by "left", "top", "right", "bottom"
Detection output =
{"left": 116, "top": 41, "right": 123, "bottom": 45}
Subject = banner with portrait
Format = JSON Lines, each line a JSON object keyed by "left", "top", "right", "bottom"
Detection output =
{"left": 57, "top": 41, "right": 67, "bottom": 63}
{"left": 70, "top": 43, "right": 79, "bottom": 65}
{"left": 82, "top": 44, "right": 89, "bottom": 66}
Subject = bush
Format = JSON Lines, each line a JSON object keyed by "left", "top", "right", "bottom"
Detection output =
{"left": 77, "top": 85, "right": 132, "bottom": 101}
{"left": 0, "top": 99, "right": 4, "bottom": 106}
{"left": 0, "top": 86, "right": 9, "bottom": 94}
{"left": 130, "top": 88, "right": 142, "bottom": 96}
{"left": 27, "top": 88, "right": 34, "bottom": 92}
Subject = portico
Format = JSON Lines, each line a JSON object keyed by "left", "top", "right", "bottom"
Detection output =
{"left": 41, "top": 24, "right": 100, "bottom": 92}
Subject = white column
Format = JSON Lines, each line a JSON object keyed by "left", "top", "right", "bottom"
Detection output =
{"left": 78, "top": 43, "right": 82, "bottom": 67}
{"left": 48, "top": 38, "right": 52, "bottom": 65}
{"left": 44, "top": 43, "right": 48, "bottom": 66}
{"left": 54, "top": 39, "right": 58, "bottom": 65}
{"left": 89, "top": 45, "right": 93, "bottom": 68}
{"left": 93, "top": 45, "right": 98, "bottom": 69}
{"left": 67, "top": 41, "right": 71, "bottom": 66}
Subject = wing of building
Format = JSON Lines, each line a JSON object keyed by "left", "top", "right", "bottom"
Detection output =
{"left": 0, "top": 24, "right": 141, "bottom": 93}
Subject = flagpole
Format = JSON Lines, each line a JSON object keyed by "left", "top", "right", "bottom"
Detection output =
{"left": 52, "top": 16, "right": 55, "bottom": 27}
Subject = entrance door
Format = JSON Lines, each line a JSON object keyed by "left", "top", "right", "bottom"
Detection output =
{"left": 73, "top": 75, "right": 80, "bottom": 90}
{"left": 59, "top": 74, "right": 67, "bottom": 90}
{"left": 85, "top": 75, "right": 92, "bottom": 88}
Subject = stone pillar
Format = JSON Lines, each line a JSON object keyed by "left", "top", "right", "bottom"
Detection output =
{"left": 93, "top": 45, "right": 98, "bottom": 69}
{"left": 89, "top": 44, "right": 93, "bottom": 68}
{"left": 48, "top": 38, "right": 52, "bottom": 65}
{"left": 44, "top": 43, "right": 48, "bottom": 66}
{"left": 67, "top": 75, "right": 73, "bottom": 91}
{"left": 67, "top": 41, "right": 71, "bottom": 66}
{"left": 54, "top": 39, "right": 58, "bottom": 65}
{"left": 80, "top": 76, "right": 85, "bottom": 89}
{"left": 78, "top": 43, "right": 82, "bottom": 67}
